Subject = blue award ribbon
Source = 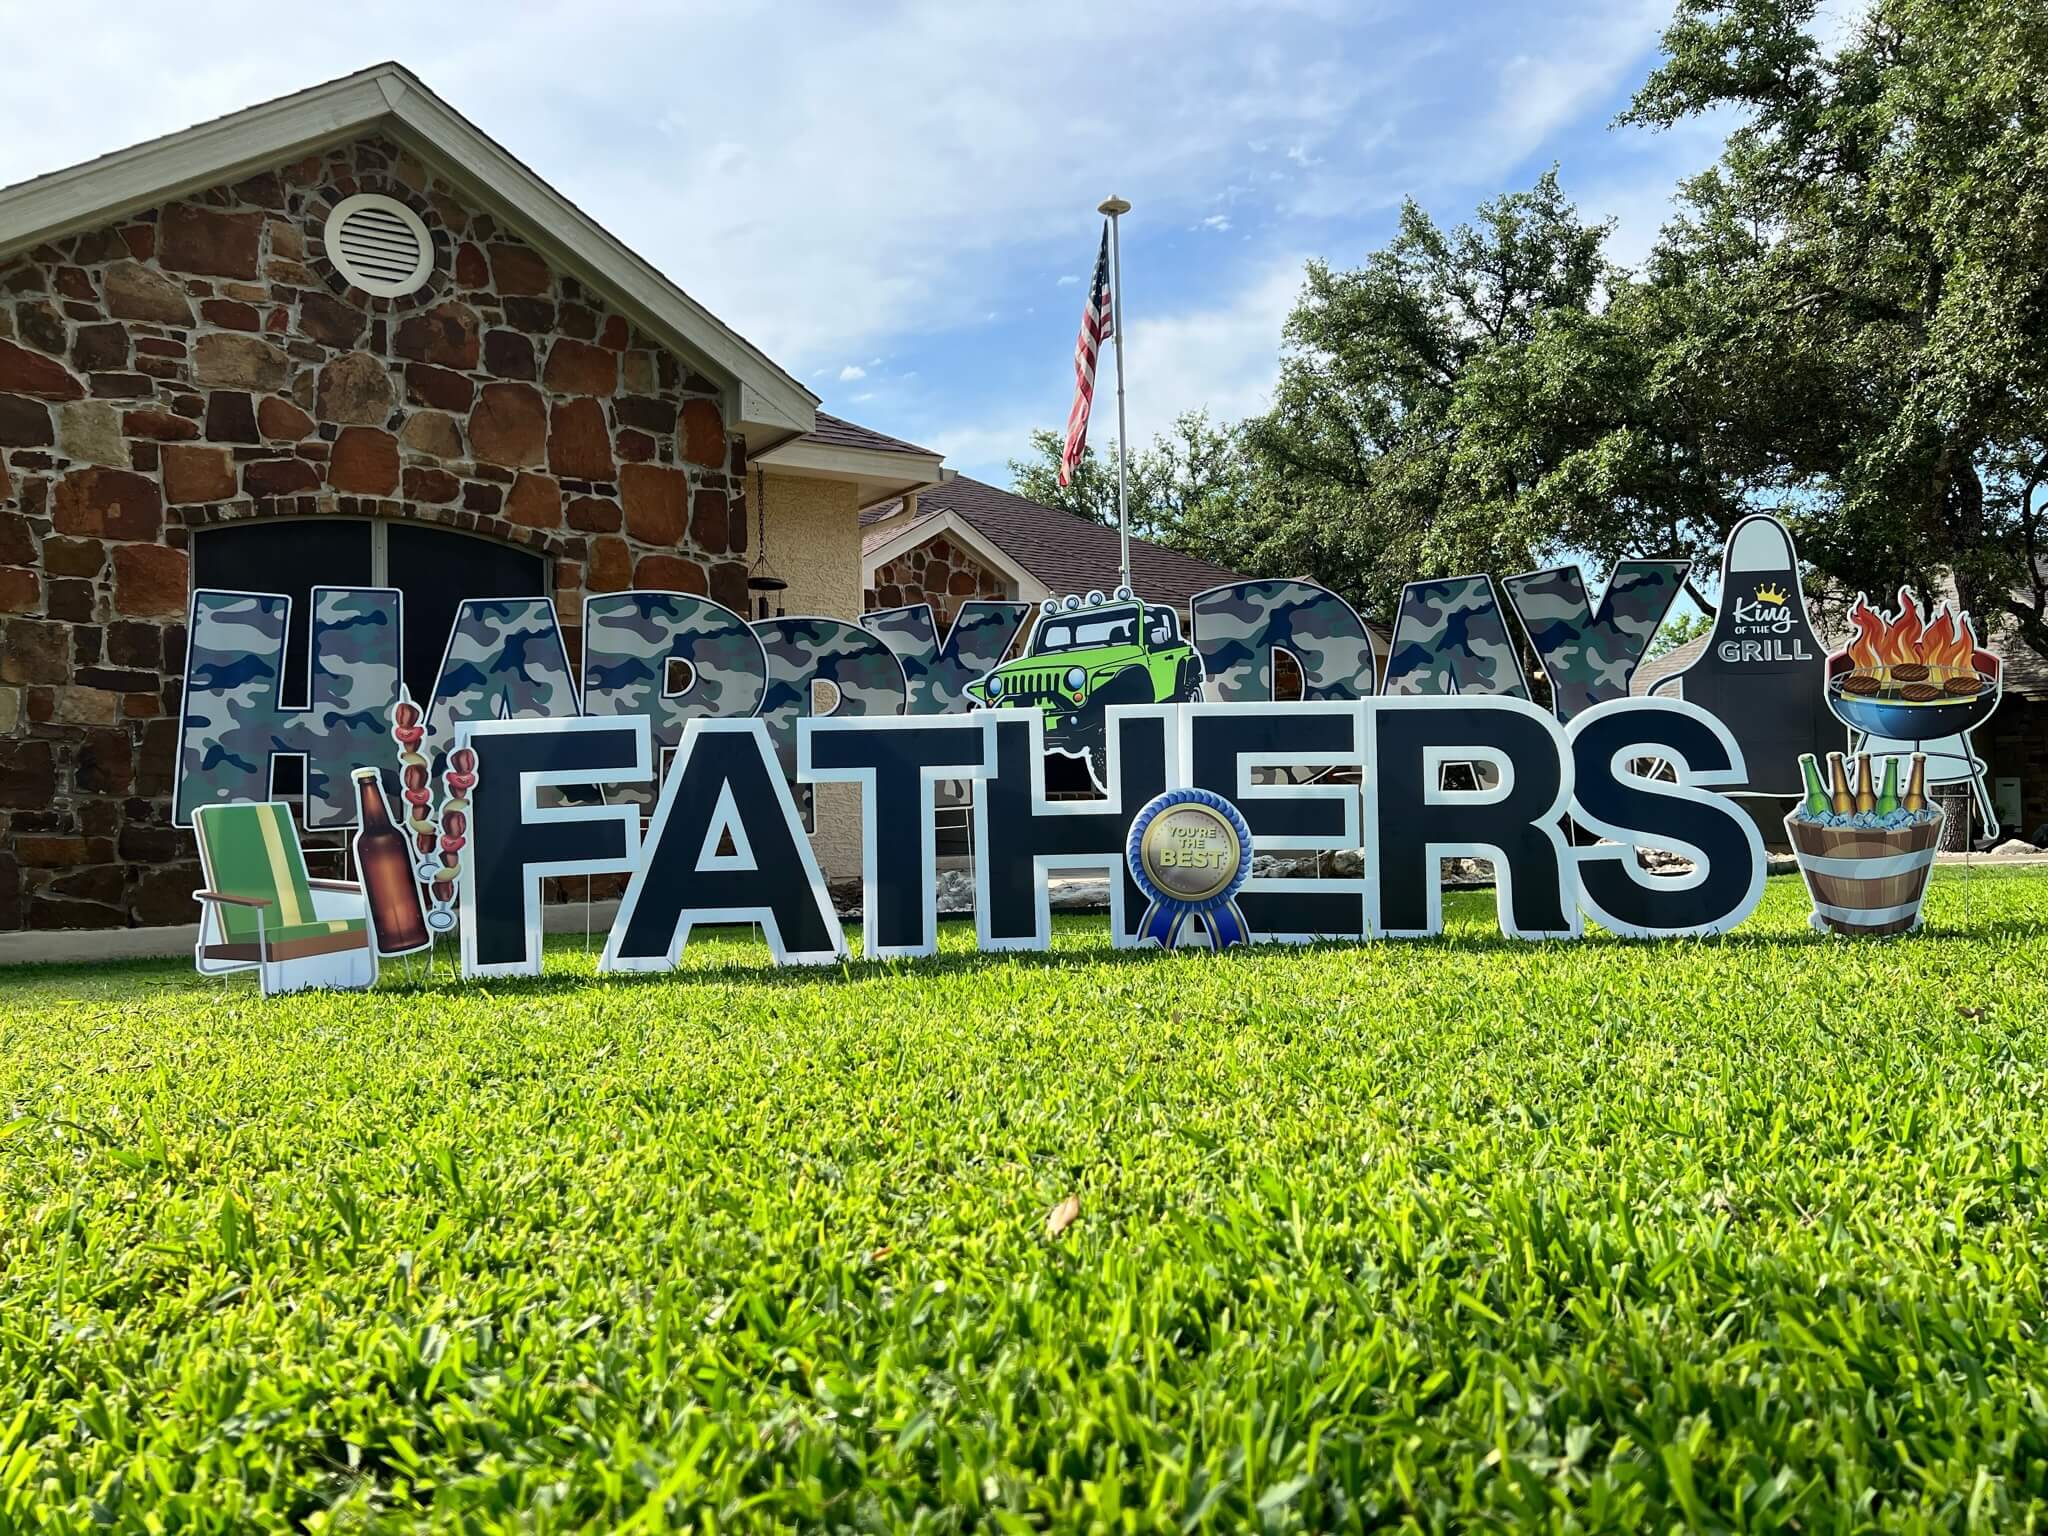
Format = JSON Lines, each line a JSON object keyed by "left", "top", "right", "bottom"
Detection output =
{"left": 1126, "top": 788, "right": 1254, "bottom": 950}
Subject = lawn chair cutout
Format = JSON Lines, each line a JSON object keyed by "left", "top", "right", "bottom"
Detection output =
{"left": 192, "top": 801, "right": 377, "bottom": 995}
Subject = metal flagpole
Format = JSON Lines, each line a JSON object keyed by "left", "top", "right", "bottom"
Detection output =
{"left": 1099, "top": 195, "right": 1133, "bottom": 594}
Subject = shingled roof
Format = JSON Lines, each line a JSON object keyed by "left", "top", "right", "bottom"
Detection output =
{"left": 802, "top": 411, "right": 937, "bottom": 457}
{"left": 863, "top": 474, "right": 1248, "bottom": 608}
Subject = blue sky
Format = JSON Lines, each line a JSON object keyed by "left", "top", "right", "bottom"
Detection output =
{"left": 0, "top": 1, "right": 1854, "bottom": 484}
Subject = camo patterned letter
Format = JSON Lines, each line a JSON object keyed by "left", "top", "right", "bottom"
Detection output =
{"left": 582, "top": 591, "right": 768, "bottom": 746}
{"left": 426, "top": 597, "right": 581, "bottom": 755}
{"left": 1190, "top": 579, "right": 1378, "bottom": 701}
{"left": 861, "top": 600, "right": 1031, "bottom": 715}
{"left": 1503, "top": 562, "right": 1686, "bottom": 720}
{"left": 176, "top": 588, "right": 402, "bottom": 828}
{"left": 754, "top": 616, "right": 909, "bottom": 827}
{"left": 1384, "top": 575, "right": 1530, "bottom": 698}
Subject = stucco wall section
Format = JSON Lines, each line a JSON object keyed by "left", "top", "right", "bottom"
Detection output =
{"left": 757, "top": 467, "right": 865, "bottom": 880}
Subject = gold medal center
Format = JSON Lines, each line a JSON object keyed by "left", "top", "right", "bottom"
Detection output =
{"left": 1140, "top": 804, "right": 1242, "bottom": 904}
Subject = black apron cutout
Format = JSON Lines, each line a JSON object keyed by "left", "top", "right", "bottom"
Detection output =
{"left": 1658, "top": 514, "right": 1831, "bottom": 796}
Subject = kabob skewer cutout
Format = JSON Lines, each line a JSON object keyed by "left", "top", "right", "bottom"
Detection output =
{"left": 389, "top": 693, "right": 477, "bottom": 936}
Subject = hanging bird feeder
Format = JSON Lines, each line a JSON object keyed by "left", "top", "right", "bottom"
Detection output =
{"left": 746, "top": 467, "right": 788, "bottom": 619}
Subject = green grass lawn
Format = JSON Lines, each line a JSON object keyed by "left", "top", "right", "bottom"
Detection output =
{"left": 2, "top": 867, "right": 2046, "bottom": 1532}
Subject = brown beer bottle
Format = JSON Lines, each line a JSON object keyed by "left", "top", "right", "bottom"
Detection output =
{"left": 1854, "top": 754, "right": 1877, "bottom": 814}
{"left": 1902, "top": 752, "right": 1928, "bottom": 813}
{"left": 1827, "top": 751, "right": 1854, "bottom": 814}
{"left": 352, "top": 767, "right": 430, "bottom": 955}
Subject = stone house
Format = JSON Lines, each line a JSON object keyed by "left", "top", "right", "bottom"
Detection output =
{"left": 0, "top": 64, "right": 944, "bottom": 935}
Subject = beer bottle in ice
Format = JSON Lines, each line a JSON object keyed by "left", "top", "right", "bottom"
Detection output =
{"left": 1902, "top": 753, "right": 1928, "bottom": 813}
{"left": 352, "top": 766, "right": 430, "bottom": 956}
{"left": 1799, "top": 754, "right": 1830, "bottom": 817}
{"left": 1875, "top": 758, "right": 1900, "bottom": 816}
{"left": 1826, "top": 752, "right": 1854, "bottom": 815}
{"left": 1854, "top": 755, "right": 1876, "bottom": 814}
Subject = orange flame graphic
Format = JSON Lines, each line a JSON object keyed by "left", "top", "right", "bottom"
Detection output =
{"left": 1881, "top": 588, "right": 1925, "bottom": 665}
{"left": 1842, "top": 590, "right": 1987, "bottom": 676}
{"left": 1846, "top": 598, "right": 1888, "bottom": 668}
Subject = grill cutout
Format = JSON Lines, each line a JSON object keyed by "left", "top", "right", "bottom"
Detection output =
{"left": 325, "top": 194, "right": 434, "bottom": 297}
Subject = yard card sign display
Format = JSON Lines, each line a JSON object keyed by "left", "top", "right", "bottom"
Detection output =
{"left": 1780, "top": 586, "right": 2006, "bottom": 937}
{"left": 447, "top": 688, "right": 1769, "bottom": 974}
{"left": 1827, "top": 588, "right": 2004, "bottom": 828}
{"left": 1126, "top": 788, "right": 1255, "bottom": 949}
{"left": 1653, "top": 513, "right": 1833, "bottom": 797}
{"left": 179, "top": 532, "right": 1935, "bottom": 992}
{"left": 967, "top": 586, "right": 1202, "bottom": 789}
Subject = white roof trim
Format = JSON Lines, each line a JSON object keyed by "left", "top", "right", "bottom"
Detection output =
{"left": 756, "top": 436, "right": 944, "bottom": 504}
{"left": 861, "top": 507, "right": 1047, "bottom": 603}
{"left": 0, "top": 62, "right": 817, "bottom": 440}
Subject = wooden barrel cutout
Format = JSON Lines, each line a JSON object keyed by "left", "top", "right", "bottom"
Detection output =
{"left": 1782, "top": 814, "right": 1944, "bottom": 936}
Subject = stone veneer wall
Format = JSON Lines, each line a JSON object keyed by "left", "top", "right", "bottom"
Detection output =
{"left": 0, "top": 135, "right": 751, "bottom": 930}
{"left": 865, "top": 530, "right": 1014, "bottom": 628}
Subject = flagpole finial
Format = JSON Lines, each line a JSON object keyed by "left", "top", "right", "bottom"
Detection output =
{"left": 1097, "top": 195, "right": 1131, "bottom": 217}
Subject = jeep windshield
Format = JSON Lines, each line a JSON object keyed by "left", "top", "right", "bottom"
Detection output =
{"left": 1032, "top": 607, "right": 1141, "bottom": 654}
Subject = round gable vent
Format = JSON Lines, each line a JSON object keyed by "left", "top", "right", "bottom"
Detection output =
{"left": 325, "top": 193, "right": 435, "bottom": 297}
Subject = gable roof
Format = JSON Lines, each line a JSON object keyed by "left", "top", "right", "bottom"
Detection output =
{"left": 0, "top": 62, "right": 817, "bottom": 445}
{"left": 862, "top": 474, "right": 1249, "bottom": 608}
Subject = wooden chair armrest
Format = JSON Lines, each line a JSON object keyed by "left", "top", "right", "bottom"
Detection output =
{"left": 194, "top": 890, "right": 271, "bottom": 908}
{"left": 306, "top": 879, "right": 362, "bottom": 892}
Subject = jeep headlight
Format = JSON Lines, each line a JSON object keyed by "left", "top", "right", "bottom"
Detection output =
{"left": 1065, "top": 667, "right": 1087, "bottom": 693}
{"left": 987, "top": 674, "right": 1003, "bottom": 698}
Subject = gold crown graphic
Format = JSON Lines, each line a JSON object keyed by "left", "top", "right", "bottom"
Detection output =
{"left": 1754, "top": 582, "right": 1788, "bottom": 605}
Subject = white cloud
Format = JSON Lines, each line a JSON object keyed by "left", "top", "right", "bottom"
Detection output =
{"left": 935, "top": 256, "right": 1305, "bottom": 481}
{"left": 0, "top": 0, "right": 1711, "bottom": 430}
{"left": 0, "top": 0, "right": 1389, "bottom": 375}
{"left": 838, "top": 364, "right": 867, "bottom": 381}
{"left": 1483, "top": 0, "right": 1667, "bottom": 165}
{"left": 1277, "top": 0, "right": 1664, "bottom": 219}
{"left": 1811, "top": 0, "right": 1874, "bottom": 52}
{"left": 928, "top": 419, "right": 1047, "bottom": 475}
{"left": 1119, "top": 258, "right": 1303, "bottom": 446}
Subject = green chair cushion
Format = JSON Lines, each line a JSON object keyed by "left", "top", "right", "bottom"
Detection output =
{"left": 193, "top": 802, "right": 319, "bottom": 944}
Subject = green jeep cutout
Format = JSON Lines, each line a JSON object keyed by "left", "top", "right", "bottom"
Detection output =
{"left": 967, "top": 599, "right": 1203, "bottom": 783}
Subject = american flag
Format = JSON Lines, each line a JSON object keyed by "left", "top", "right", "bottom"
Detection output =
{"left": 1059, "top": 223, "right": 1114, "bottom": 487}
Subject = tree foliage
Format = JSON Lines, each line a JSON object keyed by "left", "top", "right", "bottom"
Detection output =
{"left": 1006, "top": 0, "right": 2048, "bottom": 665}
{"left": 1647, "top": 609, "right": 1713, "bottom": 659}
{"left": 1007, "top": 411, "right": 1249, "bottom": 545}
{"left": 1226, "top": 173, "right": 1620, "bottom": 618}
{"left": 1620, "top": 0, "right": 2048, "bottom": 654}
